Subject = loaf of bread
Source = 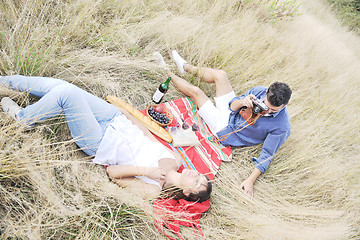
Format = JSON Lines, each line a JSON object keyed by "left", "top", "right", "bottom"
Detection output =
{"left": 106, "top": 95, "right": 173, "bottom": 143}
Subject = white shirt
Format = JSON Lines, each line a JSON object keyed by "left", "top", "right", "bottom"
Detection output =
{"left": 93, "top": 114, "right": 176, "bottom": 188}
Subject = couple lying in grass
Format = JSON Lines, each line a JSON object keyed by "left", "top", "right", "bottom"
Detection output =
{"left": 1, "top": 51, "right": 291, "bottom": 201}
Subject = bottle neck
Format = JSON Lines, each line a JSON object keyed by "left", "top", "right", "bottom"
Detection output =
{"left": 164, "top": 77, "right": 171, "bottom": 85}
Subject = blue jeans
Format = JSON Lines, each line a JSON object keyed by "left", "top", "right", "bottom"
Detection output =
{"left": 1, "top": 75, "right": 120, "bottom": 156}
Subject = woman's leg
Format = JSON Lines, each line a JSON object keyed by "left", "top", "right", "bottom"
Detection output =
{"left": 1, "top": 75, "right": 119, "bottom": 155}
{"left": 1, "top": 75, "right": 69, "bottom": 97}
{"left": 1, "top": 75, "right": 119, "bottom": 124}
{"left": 17, "top": 84, "right": 119, "bottom": 155}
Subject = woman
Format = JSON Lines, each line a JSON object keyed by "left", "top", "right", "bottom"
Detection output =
{"left": 0, "top": 75, "right": 212, "bottom": 202}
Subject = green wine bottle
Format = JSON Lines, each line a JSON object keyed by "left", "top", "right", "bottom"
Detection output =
{"left": 152, "top": 77, "right": 171, "bottom": 104}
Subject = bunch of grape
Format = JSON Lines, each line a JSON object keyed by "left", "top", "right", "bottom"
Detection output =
{"left": 148, "top": 106, "right": 170, "bottom": 125}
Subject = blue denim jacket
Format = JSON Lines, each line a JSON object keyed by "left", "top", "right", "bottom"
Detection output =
{"left": 216, "top": 86, "right": 291, "bottom": 172}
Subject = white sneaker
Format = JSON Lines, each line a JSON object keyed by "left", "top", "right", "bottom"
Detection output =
{"left": 172, "top": 50, "right": 188, "bottom": 75}
{"left": 153, "top": 52, "right": 167, "bottom": 67}
{"left": 1, "top": 97, "right": 22, "bottom": 121}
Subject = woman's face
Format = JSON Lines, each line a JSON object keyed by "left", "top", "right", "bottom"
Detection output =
{"left": 180, "top": 169, "right": 208, "bottom": 194}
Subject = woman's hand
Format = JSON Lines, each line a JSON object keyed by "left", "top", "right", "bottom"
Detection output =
{"left": 146, "top": 167, "right": 166, "bottom": 182}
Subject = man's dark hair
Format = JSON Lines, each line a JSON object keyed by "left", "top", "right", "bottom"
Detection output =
{"left": 266, "top": 82, "right": 292, "bottom": 107}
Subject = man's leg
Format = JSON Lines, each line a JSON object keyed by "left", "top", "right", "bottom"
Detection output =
{"left": 166, "top": 70, "right": 209, "bottom": 108}
{"left": 172, "top": 50, "right": 233, "bottom": 98}
{"left": 165, "top": 69, "right": 232, "bottom": 134}
{"left": 184, "top": 65, "right": 233, "bottom": 97}
{"left": 169, "top": 51, "right": 235, "bottom": 133}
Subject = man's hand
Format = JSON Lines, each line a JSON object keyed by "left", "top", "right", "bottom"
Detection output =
{"left": 230, "top": 94, "right": 256, "bottom": 111}
{"left": 240, "top": 178, "right": 254, "bottom": 198}
{"left": 240, "top": 168, "right": 262, "bottom": 198}
{"left": 241, "top": 94, "right": 256, "bottom": 109}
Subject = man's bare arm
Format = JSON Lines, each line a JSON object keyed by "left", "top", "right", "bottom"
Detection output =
{"left": 240, "top": 167, "right": 261, "bottom": 198}
{"left": 230, "top": 94, "right": 255, "bottom": 111}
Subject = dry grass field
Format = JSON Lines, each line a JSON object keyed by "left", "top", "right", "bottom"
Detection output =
{"left": 1, "top": 0, "right": 359, "bottom": 239}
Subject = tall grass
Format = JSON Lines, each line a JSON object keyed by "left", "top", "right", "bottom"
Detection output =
{"left": 327, "top": 0, "right": 360, "bottom": 34}
{"left": 1, "top": 0, "right": 359, "bottom": 239}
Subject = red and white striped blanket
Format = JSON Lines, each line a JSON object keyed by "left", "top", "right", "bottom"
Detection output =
{"left": 143, "top": 98, "right": 232, "bottom": 239}
{"left": 152, "top": 97, "right": 231, "bottom": 177}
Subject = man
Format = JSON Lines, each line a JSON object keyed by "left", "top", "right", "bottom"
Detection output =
{"left": 155, "top": 50, "right": 292, "bottom": 197}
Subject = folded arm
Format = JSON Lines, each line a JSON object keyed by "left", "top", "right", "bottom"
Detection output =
{"left": 106, "top": 165, "right": 165, "bottom": 181}
{"left": 111, "top": 177, "right": 161, "bottom": 197}
{"left": 106, "top": 165, "right": 164, "bottom": 197}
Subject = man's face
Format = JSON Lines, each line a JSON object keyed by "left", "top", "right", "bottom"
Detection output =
{"left": 264, "top": 95, "right": 284, "bottom": 114}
